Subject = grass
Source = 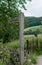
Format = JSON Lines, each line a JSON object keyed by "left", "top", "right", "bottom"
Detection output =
{"left": 5, "top": 40, "right": 20, "bottom": 50}
{"left": 30, "top": 53, "right": 37, "bottom": 64}
{"left": 24, "top": 25, "right": 42, "bottom": 35}
{"left": 0, "top": 34, "right": 41, "bottom": 50}
{"left": 0, "top": 60, "right": 3, "bottom": 65}
{"left": 0, "top": 34, "right": 42, "bottom": 52}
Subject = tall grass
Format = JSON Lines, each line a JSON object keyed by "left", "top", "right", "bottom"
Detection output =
{"left": 5, "top": 40, "right": 20, "bottom": 50}
{"left": 0, "top": 34, "right": 42, "bottom": 50}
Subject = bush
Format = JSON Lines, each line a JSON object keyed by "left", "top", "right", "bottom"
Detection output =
{"left": 3, "top": 32, "right": 10, "bottom": 43}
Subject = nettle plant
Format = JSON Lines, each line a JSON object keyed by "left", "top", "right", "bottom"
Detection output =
{"left": 0, "top": 44, "right": 10, "bottom": 65}
{"left": 3, "top": 47, "right": 10, "bottom": 65}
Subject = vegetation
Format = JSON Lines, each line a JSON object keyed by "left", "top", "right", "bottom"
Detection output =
{"left": 24, "top": 25, "right": 42, "bottom": 35}
{"left": 24, "top": 17, "right": 42, "bottom": 28}
{"left": 0, "top": 0, "right": 31, "bottom": 43}
{"left": 30, "top": 53, "right": 37, "bottom": 64}
{"left": 5, "top": 40, "right": 20, "bottom": 49}
{"left": 0, "top": 34, "right": 41, "bottom": 51}
{"left": 0, "top": 34, "right": 42, "bottom": 65}
{"left": 0, "top": 1, "right": 42, "bottom": 65}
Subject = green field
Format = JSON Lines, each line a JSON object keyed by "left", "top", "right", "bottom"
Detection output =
{"left": 24, "top": 25, "right": 42, "bottom": 35}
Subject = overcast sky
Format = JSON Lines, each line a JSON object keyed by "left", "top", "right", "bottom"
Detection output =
{"left": 22, "top": 0, "right": 42, "bottom": 17}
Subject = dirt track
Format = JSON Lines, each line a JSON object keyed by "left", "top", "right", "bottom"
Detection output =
{"left": 36, "top": 55, "right": 42, "bottom": 65}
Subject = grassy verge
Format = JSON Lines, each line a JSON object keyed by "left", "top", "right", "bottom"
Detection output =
{"left": 5, "top": 40, "right": 20, "bottom": 50}
{"left": 30, "top": 53, "right": 37, "bottom": 64}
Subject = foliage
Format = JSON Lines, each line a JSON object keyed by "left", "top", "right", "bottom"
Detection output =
{"left": 30, "top": 53, "right": 37, "bottom": 64}
{"left": 0, "top": 0, "right": 31, "bottom": 43}
{"left": 0, "top": 60, "right": 3, "bottom": 65}
{"left": 2, "top": 34, "right": 42, "bottom": 50}
{"left": 24, "top": 17, "right": 42, "bottom": 28}
{"left": 6, "top": 40, "right": 20, "bottom": 49}
{"left": 0, "top": 47, "right": 10, "bottom": 65}
{"left": 10, "top": 50, "right": 20, "bottom": 65}
{"left": 0, "top": 42, "right": 20, "bottom": 65}
{"left": 0, "top": 34, "right": 42, "bottom": 65}
{"left": 3, "top": 47, "right": 10, "bottom": 65}
{"left": 0, "top": 43, "right": 10, "bottom": 65}
{"left": 0, "top": 21, "right": 19, "bottom": 43}
{"left": 0, "top": 0, "right": 27, "bottom": 20}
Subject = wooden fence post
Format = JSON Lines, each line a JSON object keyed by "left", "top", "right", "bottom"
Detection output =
{"left": 8, "top": 12, "right": 24, "bottom": 65}
{"left": 37, "top": 35, "right": 41, "bottom": 50}
{"left": 19, "top": 12, "right": 24, "bottom": 65}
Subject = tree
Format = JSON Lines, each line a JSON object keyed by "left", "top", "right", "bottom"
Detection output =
{"left": 0, "top": 0, "right": 31, "bottom": 43}
{"left": 0, "top": 1, "right": 31, "bottom": 65}
{"left": 0, "top": 0, "right": 30, "bottom": 21}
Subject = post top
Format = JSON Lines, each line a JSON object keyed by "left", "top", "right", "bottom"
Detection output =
{"left": 8, "top": 12, "right": 24, "bottom": 24}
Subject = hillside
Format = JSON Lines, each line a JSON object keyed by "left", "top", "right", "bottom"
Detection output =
{"left": 24, "top": 25, "right": 42, "bottom": 35}
{"left": 24, "top": 17, "right": 42, "bottom": 28}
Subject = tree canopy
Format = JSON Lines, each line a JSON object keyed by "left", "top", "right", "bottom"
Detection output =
{"left": 0, "top": 0, "right": 30, "bottom": 21}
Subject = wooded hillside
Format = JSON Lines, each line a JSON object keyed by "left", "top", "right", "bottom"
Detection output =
{"left": 24, "top": 17, "right": 42, "bottom": 28}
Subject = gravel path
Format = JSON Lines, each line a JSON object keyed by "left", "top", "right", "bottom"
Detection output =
{"left": 36, "top": 55, "right": 42, "bottom": 65}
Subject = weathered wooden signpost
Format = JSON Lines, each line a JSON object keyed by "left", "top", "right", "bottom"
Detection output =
{"left": 9, "top": 12, "right": 24, "bottom": 65}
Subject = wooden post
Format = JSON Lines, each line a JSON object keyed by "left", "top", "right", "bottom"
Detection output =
{"left": 37, "top": 35, "right": 41, "bottom": 50}
{"left": 19, "top": 12, "right": 24, "bottom": 65}
{"left": 8, "top": 12, "right": 24, "bottom": 65}
{"left": 26, "top": 40, "right": 29, "bottom": 54}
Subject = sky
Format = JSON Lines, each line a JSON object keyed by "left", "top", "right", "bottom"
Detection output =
{"left": 21, "top": 0, "right": 42, "bottom": 17}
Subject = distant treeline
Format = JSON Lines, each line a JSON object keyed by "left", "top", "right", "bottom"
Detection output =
{"left": 24, "top": 17, "right": 42, "bottom": 28}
